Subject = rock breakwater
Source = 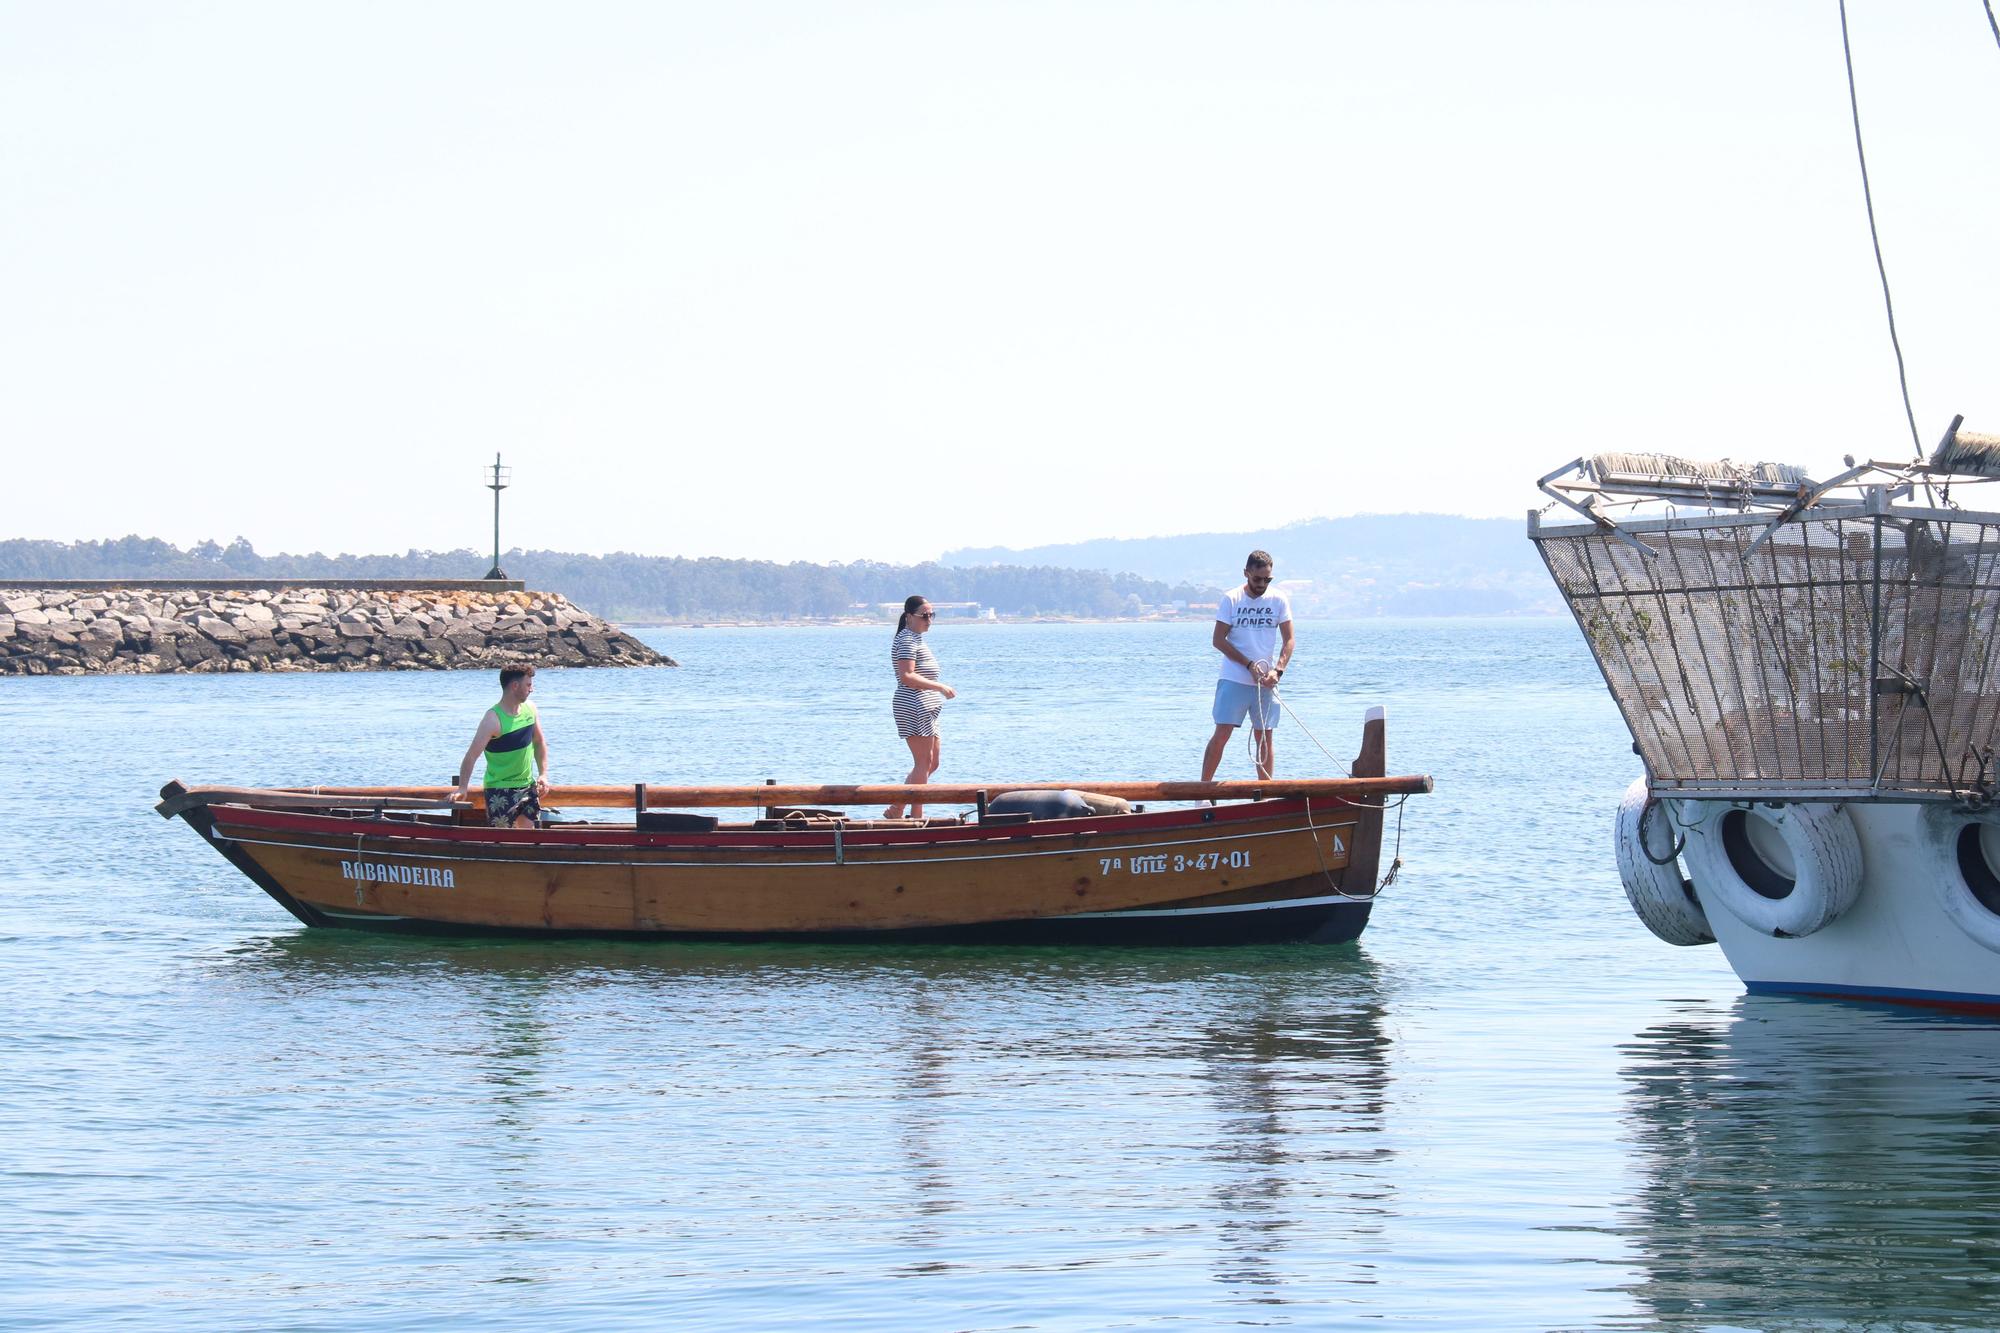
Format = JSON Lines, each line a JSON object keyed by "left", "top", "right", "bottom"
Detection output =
{"left": 0, "top": 582, "right": 673, "bottom": 675}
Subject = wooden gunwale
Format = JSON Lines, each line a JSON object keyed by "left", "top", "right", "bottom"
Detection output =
{"left": 206, "top": 794, "right": 1346, "bottom": 852}
{"left": 156, "top": 775, "right": 1432, "bottom": 820}
{"left": 288, "top": 777, "right": 1430, "bottom": 805}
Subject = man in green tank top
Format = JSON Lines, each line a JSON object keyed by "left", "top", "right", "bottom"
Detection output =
{"left": 452, "top": 664, "right": 552, "bottom": 828}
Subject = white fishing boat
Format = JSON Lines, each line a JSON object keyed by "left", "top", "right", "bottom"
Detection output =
{"left": 1531, "top": 429, "right": 2000, "bottom": 1012}
{"left": 1526, "top": 6, "right": 2000, "bottom": 1013}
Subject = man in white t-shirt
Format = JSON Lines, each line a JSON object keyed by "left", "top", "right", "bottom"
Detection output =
{"left": 1201, "top": 549, "right": 1294, "bottom": 782}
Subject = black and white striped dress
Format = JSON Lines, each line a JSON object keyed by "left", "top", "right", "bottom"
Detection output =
{"left": 892, "top": 627, "right": 944, "bottom": 739}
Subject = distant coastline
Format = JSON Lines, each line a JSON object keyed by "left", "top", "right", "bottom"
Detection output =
{"left": 1, "top": 515, "right": 1565, "bottom": 623}
{"left": 623, "top": 608, "right": 1562, "bottom": 630}
{"left": 622, "top": 615, "right": 1208, "bottom": 629}
{"left": 0, "top": 537, "right": 1212, "bottom": 625}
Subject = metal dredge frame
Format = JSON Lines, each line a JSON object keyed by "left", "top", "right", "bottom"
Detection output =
{"left": 1529, "top": 450, "right": 2000, "bottom": 804}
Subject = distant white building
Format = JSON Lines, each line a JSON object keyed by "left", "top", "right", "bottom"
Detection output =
{"left": 876, "top": 600, "right": 987, "bottom": 618}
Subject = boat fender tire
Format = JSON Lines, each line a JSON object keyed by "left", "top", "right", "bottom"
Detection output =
{"left": 1931, "top": 813, "right": 2000, "bottom": 955}
{"left": 1613, "top": 777, "right": 1713, "bottom": 946}
{"left": 1684, "top": 801, "right": 1862, "bottom": 938}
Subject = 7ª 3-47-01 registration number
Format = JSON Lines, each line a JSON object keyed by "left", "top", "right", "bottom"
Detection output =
{"left": 1100, "top": 850, "right": 1251, "bottom": 876}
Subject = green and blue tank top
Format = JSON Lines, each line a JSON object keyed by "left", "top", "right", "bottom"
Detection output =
{"left": 483, "top": 702, "right": 539, "bottom": 789}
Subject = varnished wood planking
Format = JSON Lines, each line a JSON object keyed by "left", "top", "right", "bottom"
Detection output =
{"left": 223, "top": 812, "right": 1358, "bottom": 933}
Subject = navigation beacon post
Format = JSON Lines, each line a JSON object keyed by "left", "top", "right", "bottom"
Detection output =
{"left": 483, "top": 453, "right": 511, "bottom": 581}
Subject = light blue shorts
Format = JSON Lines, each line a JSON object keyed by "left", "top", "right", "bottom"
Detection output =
{"left": 1212, "top": 679, "right": 1280, "bottom": 730}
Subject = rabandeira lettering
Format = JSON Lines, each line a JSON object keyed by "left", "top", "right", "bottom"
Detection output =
{"left": 340, "top": 859, "right": 456, "bottom": 888}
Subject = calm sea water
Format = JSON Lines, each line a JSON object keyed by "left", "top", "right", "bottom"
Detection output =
{"left": 9, "top": 619, "right": 2000, "bottom": 1330}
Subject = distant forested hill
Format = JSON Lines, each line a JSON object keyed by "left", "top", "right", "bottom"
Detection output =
{"left": 0, "top": 538, "right": 1211, "bottom": 622}
{"left": 946, "top": 514, "right": 1559, "bottom": 617}
{"left": 0, "top": 514, "right": 1561, "bottom": 620}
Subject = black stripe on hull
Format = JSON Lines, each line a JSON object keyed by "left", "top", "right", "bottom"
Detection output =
{"left": 188, "top": 815, "right": 1378, "bottom": 946}
{"left": 290, "top": 900, "right": 1374, "bottom": 946}
{"left": 897, "top": 900, "right": 1374, "bottom": 945}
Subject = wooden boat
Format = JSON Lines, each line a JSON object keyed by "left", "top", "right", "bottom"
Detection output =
{"left": 158, "top": 708, "right": 1429, "bottom": 945}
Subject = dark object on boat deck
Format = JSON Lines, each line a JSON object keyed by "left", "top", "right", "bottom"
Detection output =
{"left": 987, "top": 789, "right": 1094, "bottom": 820}
{"left": 637, "top": 811, "right": 719, "bottom": 833}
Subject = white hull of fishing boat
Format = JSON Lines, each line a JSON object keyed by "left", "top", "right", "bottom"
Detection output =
{"left": 1673, "top": 800, "right": 2000, "bottom": 1013}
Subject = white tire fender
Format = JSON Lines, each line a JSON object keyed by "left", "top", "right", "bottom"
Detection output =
{"left": 1932, "top": 812, "right": 2000, "bottom": 955}
{"left": 1684, "top": 802, "right": 1863, "bottom": 938}
{"left": 1613, "top": 777, "right": 1713, "bottom": 946}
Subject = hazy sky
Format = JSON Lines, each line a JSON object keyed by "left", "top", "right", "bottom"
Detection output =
{"left": 4, "top": 2, "right": 1998, "bottom": 564}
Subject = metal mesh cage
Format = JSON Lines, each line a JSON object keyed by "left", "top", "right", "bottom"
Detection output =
{"left": 1534, "top": 512, "right": 2000, "bottom": 800}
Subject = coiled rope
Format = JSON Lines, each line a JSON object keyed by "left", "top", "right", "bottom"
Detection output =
{"left": 1247, "top": 658, "right": 1349, "bottom": 778}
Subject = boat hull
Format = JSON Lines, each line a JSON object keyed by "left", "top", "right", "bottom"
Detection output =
{"left": 183, "top": 797, "right": 1380, "bottom": 945}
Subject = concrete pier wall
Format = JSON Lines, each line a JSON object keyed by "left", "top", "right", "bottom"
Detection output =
{"left": 0, "top": 582, "right": 673, "bottom": 675}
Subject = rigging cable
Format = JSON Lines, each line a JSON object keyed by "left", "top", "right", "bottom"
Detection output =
{"left": 1241, "top": 660, "right": 1409, "bottom": 894}
{"left": 1244, "top": 658, "right": 1348, "bottom": 778}
{"left": 1986, "top": 0, "right": 2000, "bottom": 56}
{"left": 1838, "top": 0, "right": 1925, "bottom": 462}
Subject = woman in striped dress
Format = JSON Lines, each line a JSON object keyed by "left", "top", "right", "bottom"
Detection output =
{"left": 885, "top": 594, "right": 956, "bottom": 820}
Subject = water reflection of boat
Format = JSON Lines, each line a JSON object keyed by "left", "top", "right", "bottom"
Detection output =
{"left": 1188, "top": 958, "right": 1396, "bottom": 1291}
{"left": 219, "top": 934, "right": 1396, "bottom": 1297}
{"left": 1614, "top": 1001, "right": 2000, "bottom": 1324}
{"left": 158, "top": 711, "right": 1429, "bottom": 945}
{"left": 870, "top": 950, "right": 1398, "bottom": 1285}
